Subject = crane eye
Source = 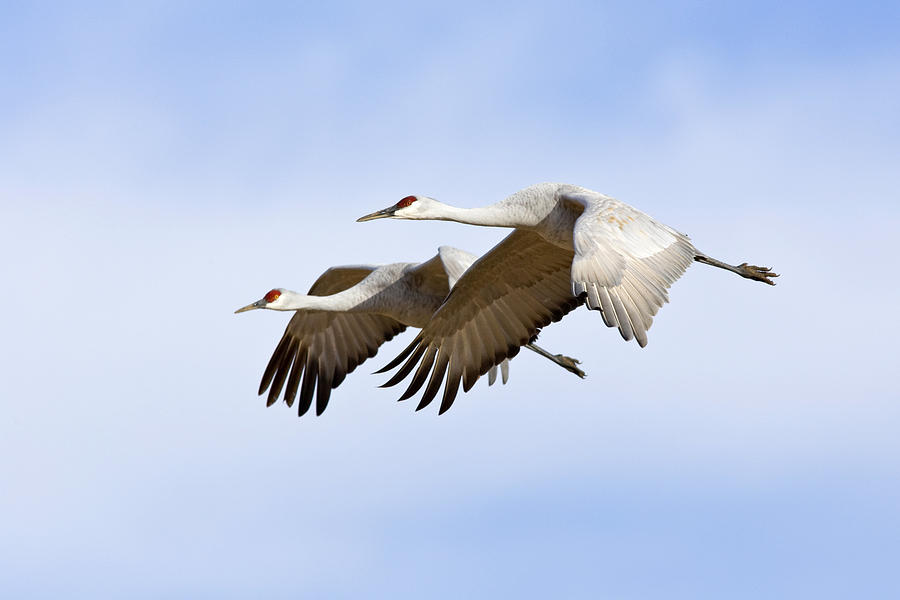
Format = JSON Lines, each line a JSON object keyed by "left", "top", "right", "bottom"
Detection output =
{"left": 264, "top": 289, "right": 281, "bottom": 303}
{"left": 397, "top": 195, "right": 417, "bottom": 208}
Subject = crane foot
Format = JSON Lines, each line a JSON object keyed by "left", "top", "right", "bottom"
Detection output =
{"left": 554, "top": 354, "right": 586, "bottom": 378}
{"left": 737, "top": 263, "right": 779, "bottom": 285}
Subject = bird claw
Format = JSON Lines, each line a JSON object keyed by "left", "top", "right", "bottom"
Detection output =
{"left": 554, "top": 354, "right": 586, "bottom": 378}
{"left": 738, "top": 263, "right": 779, "bottom": 285}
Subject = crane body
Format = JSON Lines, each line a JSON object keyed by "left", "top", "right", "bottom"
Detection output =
{"left": 236, "top": 245, "right": 585, "bottom": 417}
{"left": 359, "top": 183, "right": 778, "bottom": 413}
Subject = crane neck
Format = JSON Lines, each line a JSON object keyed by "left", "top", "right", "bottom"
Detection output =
{"left": 272, "top": 289, "right": 362, "bottom": 312}
{"left": 431, "top": 203, "right": 529, "bottom": 228}
{"left": 430, "top": 198, "right": 542, "bottom": 228}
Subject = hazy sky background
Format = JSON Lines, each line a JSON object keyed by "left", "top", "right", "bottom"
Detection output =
{"left": 1, "top": 2, "right": 898, "bottom": 598}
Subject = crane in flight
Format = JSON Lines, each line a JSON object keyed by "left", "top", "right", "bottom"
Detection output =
{"left": 235, "top": 245, "right": 585, "bottom": 417}
{"left": 358, "top": 182, "right": 778, "bottom": 414}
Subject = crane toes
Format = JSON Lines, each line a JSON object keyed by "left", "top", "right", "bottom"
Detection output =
{"left": 554, "top": 354, "right": 586, "bottom": 378}
{"left": 738, "top": 263, "right": 779, "bottom": 285}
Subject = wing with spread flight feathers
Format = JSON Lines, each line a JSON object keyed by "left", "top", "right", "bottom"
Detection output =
{"left": 379, "top": 230, "right": 581, "bottom": 414}
{"left": 564, "top": 191, "right": 696, "bottom": 347}
{"left": 258, "top": 266, "right": 406, "bottom": 416}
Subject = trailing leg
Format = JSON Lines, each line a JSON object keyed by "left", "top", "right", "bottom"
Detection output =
{"left": 524, "top": 342, "right": 586, "bottom": 378}
{"left": 694, "top": 252, "right": 778, "bottom": 285}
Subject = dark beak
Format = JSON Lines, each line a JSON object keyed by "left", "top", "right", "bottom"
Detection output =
{"left": 234, "top": 298, "right": 267, "bottom": 314}
{"left": 356, "top": 207, "right": 396, "bottom": 222}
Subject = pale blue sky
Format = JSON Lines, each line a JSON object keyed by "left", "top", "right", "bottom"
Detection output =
{"left": 1, "top": 2, "right": 898, "bottom": 598}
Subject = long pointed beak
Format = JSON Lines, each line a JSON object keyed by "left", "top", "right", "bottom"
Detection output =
{"left": 356, "top": 207, "right": 396, "bottom": 222}
{"left": 234, "top": 299, "right": 267, "bottom": 314}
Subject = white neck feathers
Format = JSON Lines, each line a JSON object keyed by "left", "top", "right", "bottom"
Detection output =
{"left": 273, "top": 289, "right": 362, "bottom": 312}
{"left": 429, "top": 202, "right": 534, "bottom": 228}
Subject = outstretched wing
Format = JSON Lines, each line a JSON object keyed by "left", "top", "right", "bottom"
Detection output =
{"left": 434, "top": 245, "right": 478, "bottom": 288}
{"left": 564, "top": 190, "right": 696, "bottom": 347}
{"left": 379, "top": 230, "right": 581, "bottom": 414}
{"left": 259, "top": 266, "right": 406, "bottom": 416}
{"left": 404, "top": 245, "right": 511, "bottom": 390}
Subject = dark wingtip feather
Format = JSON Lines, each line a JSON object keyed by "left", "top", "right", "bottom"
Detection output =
{"left": 373, "top": 333, "right": 422, "bottom": 374}
{"left": 398, "top": 346, "right": 437, "bottom": 401}
{"left": 438, "top": 363, "right": 461, "bottom": 415}
{"left": 416, "top": 352, "right": 450, "bottom": 411}
{"left": 296, "top": 357, "right": 318, "bottom": 417}
{"left": 267, "top": 340, "right": 298, "bottom": 407}
{"left": 331, "top": 369, "right": 347, "bottom": 389}
{"left": 283, "top": 348, "right": 307, "bottom": 409}
{"left": 380, "top": 343, "right": 427, "bottom": 389}
{"left": 462, "top": 369, "right": 479, "bottom": 393}
{"left": 315, "top": 369, "right": 333, "bottom": 416}
{"left": 258, "top": 334, "right": 292, "bottom": 396}
{"left": 436, "top": 381, "right": 458, "bottom": 413}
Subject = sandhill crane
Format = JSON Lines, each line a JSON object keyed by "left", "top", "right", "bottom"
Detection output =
{"left": 358, "top": 182, "right": 778, "bottom": 414}
{"left": 235, "top": 245, "right": 585, "bottom": 417}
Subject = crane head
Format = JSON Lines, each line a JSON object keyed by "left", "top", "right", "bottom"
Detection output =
{"left": 357, "top": 195, "right": 440, "bottom": 222}
{"left": 235, "top": 288, "right": 285, "bottom": 313}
